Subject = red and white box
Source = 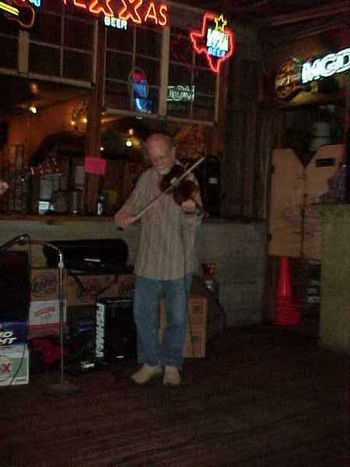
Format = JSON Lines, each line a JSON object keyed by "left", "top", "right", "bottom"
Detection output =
{"left": 28, "top": 300, "right": 67, "bottom": 337}
{"left": 0, "top": 344, "right": 29, "bottom": 387}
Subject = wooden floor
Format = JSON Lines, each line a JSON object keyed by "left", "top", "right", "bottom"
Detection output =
{"left": 1, "top": 325, "right": 349, "bottom": 467}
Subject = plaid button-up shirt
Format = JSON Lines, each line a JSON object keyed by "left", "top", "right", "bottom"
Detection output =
{"left": 119, "top": 165, "right": 202, "bottom": 280}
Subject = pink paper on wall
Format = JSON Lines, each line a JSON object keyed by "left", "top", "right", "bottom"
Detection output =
{"left": 84, "top": 156, "right": 106, "bottom": 175}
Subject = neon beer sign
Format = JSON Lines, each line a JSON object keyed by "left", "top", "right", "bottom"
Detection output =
{"left": 190, "top": 13, "right": 235, "bottom": 73}
{"left": 302, "top": 47, "right": 350, "bottom": 84}
{"left": 65, "top": 0, "right": 169, "bottom": 27}
{"left": 0, "top": 0, "right": 38, "bottom": 29}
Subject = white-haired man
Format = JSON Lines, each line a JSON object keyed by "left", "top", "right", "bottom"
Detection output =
{"left": 115, "top": 132, "right": 202, "bottom": 386}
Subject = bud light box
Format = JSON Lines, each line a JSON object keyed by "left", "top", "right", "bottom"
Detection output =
{"left": 0, "top": 321, "right": 27, "bottom": 346}
{"left": 0, "top": 344, "right": 29, "bottom": 387}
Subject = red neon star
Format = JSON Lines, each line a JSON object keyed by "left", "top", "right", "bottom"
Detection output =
{"left": 190, "top": 12, "right": 235, "bottom": 74}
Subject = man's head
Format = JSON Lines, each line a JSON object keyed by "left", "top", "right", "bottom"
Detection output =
{"left": 145, "top": 132, "right": 175, "bottom": 175}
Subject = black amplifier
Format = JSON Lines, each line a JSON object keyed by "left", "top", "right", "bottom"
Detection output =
{"left": 95, "top": 297, "right": 136, "bottom": 364}
{"left": 0, "top": 251, "right": 30, "bottom": 321}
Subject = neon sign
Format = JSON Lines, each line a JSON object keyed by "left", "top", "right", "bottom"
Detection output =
{"left": 275, "top": 58, "right": 303, "bottom": 101}
{"left": 190, "top": 13, "right": 235, "bottom": 73}
{"left": 128, "top": 68, "right": 154, "bottom": 113}
{"left": 104, "top": 15, "right": 128, "bottom": 29}
{"left": 65, "top": 0, "right": 169, "bottom": 27}
{"left": 0, "top": 0, "right": 37, "bottom": 28}
{"left": 167, "top": 85, "right": 195, "bottom": 102}
{"left": 302, "top": 47, "right": 350, "bottom": 84}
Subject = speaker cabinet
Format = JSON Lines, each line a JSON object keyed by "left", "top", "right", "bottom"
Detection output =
{"left": 95, "top": 297, "right": 136, "bottom": 364}
{"left": 0, "top": 251, "right": 30, "bottom": 320}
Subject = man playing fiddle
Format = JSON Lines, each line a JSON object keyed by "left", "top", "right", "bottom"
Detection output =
{"left": 115, "top": 132, "right": 202, "bottom": 386}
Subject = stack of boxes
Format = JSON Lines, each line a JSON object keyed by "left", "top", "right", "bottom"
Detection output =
{"left": 0, "top": 322, "right": 29, "bottom": 386}
{"left": 29, "top": 268, "right": 67, "bottom": 338}
{"left": 159, "top": 295, "right": 208, "bottom": 358}
{"left": 29, "top": 268, "right": 134, "bottom": 334}
{"left": 66, "top": 273, "right": 134, "bottom": 328}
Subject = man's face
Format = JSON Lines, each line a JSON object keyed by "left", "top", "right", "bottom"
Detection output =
{"left": 146, "top": 136, "right": 175, "bottom": 175}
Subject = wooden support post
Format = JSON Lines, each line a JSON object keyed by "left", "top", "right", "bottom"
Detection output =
{"left": 211, "top": 57, "right": 229, "bottom": 156}
{"left": 84, "top": 22, "right": 106, "bottom": 214}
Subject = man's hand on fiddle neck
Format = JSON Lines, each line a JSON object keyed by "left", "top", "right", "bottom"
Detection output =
{"left": 115, "top": 210, "right": 134, "bottom": 229}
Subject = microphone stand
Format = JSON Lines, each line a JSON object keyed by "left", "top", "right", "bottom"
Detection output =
{"left": 0, "top": 236, "right": 79, "bottom": 395}
{"left": 30, "top": 241, "right": 79, "bottom": 396}
{"left": 0, "top": 234, "right": 29, "bottom": 251}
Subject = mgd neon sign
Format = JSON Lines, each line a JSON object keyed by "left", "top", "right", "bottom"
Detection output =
{"left": 302, "top": 47, "right": 350, "bottom": 84}
{"left": 65, "top": 0, "right": 169, "bottom": 27}
{"left": 190, "top": 13, "right": 235, "bottom": 73}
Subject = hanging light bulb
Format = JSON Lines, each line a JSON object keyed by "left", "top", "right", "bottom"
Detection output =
{"left": 126, "top": 139, "right": 133, "bottom": 148}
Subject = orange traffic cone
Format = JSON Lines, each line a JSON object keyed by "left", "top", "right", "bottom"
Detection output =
{"left": 274, "top": 256, "right": 301, "bottom": 326}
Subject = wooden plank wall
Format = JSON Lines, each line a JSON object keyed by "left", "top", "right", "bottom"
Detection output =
{"left": 268, "top": 145, "right": 344, "bottom": 260}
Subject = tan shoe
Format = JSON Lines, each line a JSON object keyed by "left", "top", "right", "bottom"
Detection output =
{"left": 163, "top": 366, "right": 181, "bottom": 386}
{"left": 131, "top": 364, "right": 163, "bottom": 384}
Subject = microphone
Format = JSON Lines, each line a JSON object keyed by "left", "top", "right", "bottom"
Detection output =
{"left": 0, "top": 235, "right": 29, "bottom": 251}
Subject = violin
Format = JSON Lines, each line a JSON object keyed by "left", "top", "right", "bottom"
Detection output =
{"left": 118, "top": 157, "right": 205, "bottom": 227}
{"left": 160, "top": 163, "right": 200, "bottom": 206}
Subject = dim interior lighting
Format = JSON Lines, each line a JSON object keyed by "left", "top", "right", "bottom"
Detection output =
{"left": 82, "top": 117, "right": 88, "bottom": 124}
{"left": 71, "top": 120, "right": 76, "bottom": 126}
{"left": 29, "top": 105, "right": 37, "bottom": 114}
{"left": 100, "top": 146, "right": 105, "bottom": 151}
{"left": 126, "top": 139, "right": 133, "bottom": 148}
{"left": 128, "top": 128, "right": 134, "bottom": 136}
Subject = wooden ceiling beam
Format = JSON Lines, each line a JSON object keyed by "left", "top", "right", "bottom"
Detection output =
{"left": 268, "top": 1, "right": 350, "bottom": 27}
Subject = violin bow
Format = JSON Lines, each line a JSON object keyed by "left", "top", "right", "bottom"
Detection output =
{"left": 130, "top": 156, "right": 205, "bottom": 224}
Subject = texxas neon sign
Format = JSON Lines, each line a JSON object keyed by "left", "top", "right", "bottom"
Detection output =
{"left": 64, "top": 0, "right": 169, "bottom": 26}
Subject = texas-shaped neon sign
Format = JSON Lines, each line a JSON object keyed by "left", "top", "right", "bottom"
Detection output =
{"left": 190, "top": 13, "right": 235, "bottom": 73}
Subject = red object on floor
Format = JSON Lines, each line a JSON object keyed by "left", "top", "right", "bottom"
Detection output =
{"left": 274, "top": 256, "right": 301, "bottom": 326}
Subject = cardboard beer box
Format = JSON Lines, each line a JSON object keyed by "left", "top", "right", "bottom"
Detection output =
{"left": 0, "top": 344, "right": 29, "bottom": 387}
{"left": 183, "top": 326, "right": 206, "bottom": 358}
{"left": 160, "top": 295, "right": 207, "bottom": 328}
{"left": 0, "top": 321, "right": 27, "bottom": 346}
{"left": 28, "top": 300, "right": 67, "bottom": 337}
{"left": 66, "top": 274, "right": 133, "bottom": 307}
{"left": 31, "top": 268, "right": 66, "bottom": 301}
{"left": 159, "top": 295, "right": 208, "bottom": 358}
{"left": 158, "top": 324, "right": 206, "bottom": 358}
{"left": 187, "top": 296, "right": 207, "bottom": 326}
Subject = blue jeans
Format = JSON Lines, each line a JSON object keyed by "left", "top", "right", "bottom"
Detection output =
{"left": 133, "top": 274, "right": 192, "bottom": 370}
